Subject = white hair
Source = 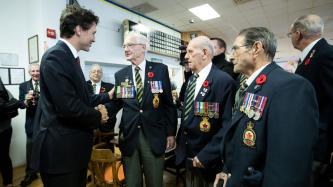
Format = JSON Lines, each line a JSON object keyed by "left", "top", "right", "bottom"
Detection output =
{"left": 124, "top": 31, "right": 150, "bottom": 51}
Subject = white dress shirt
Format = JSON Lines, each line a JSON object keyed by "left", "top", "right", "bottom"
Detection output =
{"left": 195, "top": 62, "right": 212, "bottom": 98}
{"left": 132, "top": 60, "right": 146, "bottom": 89}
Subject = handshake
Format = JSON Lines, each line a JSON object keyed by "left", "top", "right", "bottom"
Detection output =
{"left": 95, "top": 104, "right": 109, "bottom": 124}
{"left": 25, "top": 90, "right": 39, "bottom": 106}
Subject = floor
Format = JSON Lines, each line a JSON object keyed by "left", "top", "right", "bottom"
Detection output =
{"left": 0, "top": 165, "right": 185, "bottom": 187}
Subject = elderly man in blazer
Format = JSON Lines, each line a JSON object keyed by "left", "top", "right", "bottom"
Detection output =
{"left": 87, "top": 64, "right": 116, "bottom": 132}
{"left": 214, "top": 27, "right": 319, "bottom": 187}
{"left": 288, "top": 14, "right": 333, "bottom": 187}
{"left": 18, "top": 63, "right": 40, "bottom": 186}
{"left": 107, "top": 32, "right": 177, "bottom": 187}
{"left": 175, "top": 36, "right": 235, "bottom": 187}
{"left": 31, "top": 5, "right": 110, "bottom": 187}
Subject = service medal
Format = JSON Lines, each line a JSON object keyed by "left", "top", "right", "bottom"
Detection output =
{"left": 199, "top": 117, "right": 211, "bottom": 132}
{"left": 153, "top": 94, "right": 159, "bottom": 109}
{"left": 253, "top": 111, "right": 261, "bottom": 120}
{"left": 243, "top": 121, "right": 256, "bottom": 147}
{"left": 247, "top": 109, "right": 255, "bottom": 118}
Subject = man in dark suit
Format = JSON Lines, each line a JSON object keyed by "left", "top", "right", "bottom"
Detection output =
{"left": 211, "top": 38, "right": 238, "bottom": 80}
{"left": 214, "top": 27, "right": 319, "bottom": 187}
{"left": 18, "top": 63, "right": 40, "bottom": 186}
{"left": 175, "top": 36, "right": 235, "bottom": 186}
{"left": 87, "top": 64, "right": 116, "bottom": 132}
{"left": 288, "top": 14, "right": 333, "bottom": 187}
{"left": 31, "top": 5, "right": 109, "bottom": 187}
{"left": 107, "top": 32, "right": 177, "bottom": 187}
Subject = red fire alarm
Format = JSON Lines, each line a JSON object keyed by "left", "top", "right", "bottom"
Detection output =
{"left": 47, "top": 28, "right": 56, "bottom": 39}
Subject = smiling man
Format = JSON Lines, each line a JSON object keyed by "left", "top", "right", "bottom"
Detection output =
{"left": 214, "top": 27, "right": 319, "bottom": 187}
{"left": 108, "top": 32, "right": 177, "bottom": 187}
{"left": 31, "top": 5, "right": 109, "bottom": 187}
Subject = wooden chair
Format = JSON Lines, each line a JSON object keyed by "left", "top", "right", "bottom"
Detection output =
{"left": 90, "top": 143, "right": 125, "bottom": 187}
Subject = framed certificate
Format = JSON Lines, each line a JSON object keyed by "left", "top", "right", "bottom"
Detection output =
{"left": 28, "top": 35, "right": 39, "bottom": 64}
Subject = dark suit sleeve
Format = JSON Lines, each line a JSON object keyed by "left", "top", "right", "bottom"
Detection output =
{"left": 19, "top": 83, "right": 27, "bottom": 109}
{"left": 42, "top": 51, "right": 101, "bottom": 127}
{"left": 161, "top": 66, "right": 177, "bottom": 136}
{"left": 197, "top": 79, "right": 236, "bottom": 167}
{"left": 262, "top": 79, "right": 318, "bottom": 186}
{"left": 0, "top": 78, "right": 8, "bottom": 107}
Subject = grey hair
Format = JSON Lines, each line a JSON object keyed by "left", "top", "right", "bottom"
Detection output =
{"left": 28, "top": 63, "right": 40, "bottom": 72}
{"left": 125, "top": 31, "right": 150, "bottom": 51}
{"left": 192, "top": 36, "right": 214, "bottom": 58}
{"left": 291, "top": 14, "right": 324, "bottom": 37}
{"left": 90, "top": 64, "right": 102, "bottom": 73}
{"left": 239, "top": 27, "right": 277, "bottom": 61}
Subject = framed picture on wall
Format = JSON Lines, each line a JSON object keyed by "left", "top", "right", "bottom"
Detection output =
{"left": 28, "top": 35, "right": 39, "bottom": 64}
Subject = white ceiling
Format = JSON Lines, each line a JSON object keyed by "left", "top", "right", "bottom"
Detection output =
{"left": 111, "top": 0, "right": 333, "bottom": 61}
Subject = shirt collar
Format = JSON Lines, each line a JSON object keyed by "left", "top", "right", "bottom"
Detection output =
{"left": 91, "top": 81, "right": 101, "bottom": 86}
{"left": 197, "top": 62, "right": 212, "bottom": 79}
{"left": 246, "top": 63, "right": 269, "bottom": 86}
{"left": 60, "top": 38, "right": 79, "bottom": 59}
{"left": 301, "top": 38, "right": 321, "bottom": 62}
{"left": 132, "top": 59, "right": 146, "bottom": 71}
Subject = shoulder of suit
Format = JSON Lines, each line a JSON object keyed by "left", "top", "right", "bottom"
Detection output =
{"left": 147, "top": 61, "right": 167, "bottom": 70}
{"left": 115, "top": 65, "right": 131, "bottom": 77}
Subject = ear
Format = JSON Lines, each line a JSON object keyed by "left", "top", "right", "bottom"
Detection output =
{"left": 252, "top": 41, "right": 263, "bottom": 57}
{"left": 74, "top": 25, "right": 82, "bottom": 36}
{"left": 202, "top": 48, "right": 209, "bottom": 60}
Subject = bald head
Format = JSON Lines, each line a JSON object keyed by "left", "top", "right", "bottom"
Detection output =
{"left": 185, "top": 36, "right": 214, "bottom": 73}
{"left": 291, "top": 14, "right": 324, "bottom": 38}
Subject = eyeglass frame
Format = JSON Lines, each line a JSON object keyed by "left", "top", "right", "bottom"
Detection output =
{"left": 230, "top": 44, "right": 249, "bottom": 54}
{"left": 122, "top": 43, "right": 145, "bottom": 49}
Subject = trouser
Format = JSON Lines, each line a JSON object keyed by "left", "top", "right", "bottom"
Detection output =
{"left": 40, "top": 168, "right": 87, "bottom": 187}
{"left": 123, "top": 129, "right": 165, "bottom": 187}
{"left": 0, "top": 127, "right": 13, "bottom": 185}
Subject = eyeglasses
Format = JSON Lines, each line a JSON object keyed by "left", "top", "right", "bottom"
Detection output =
{"left": 231, "top": 45, "right": 248, "bottom": 53}
{"left": 287, "top": 31, "right": 297, "bottom": 38}
{"left": 122, "top": 43, "right": 144, "bottom": 48}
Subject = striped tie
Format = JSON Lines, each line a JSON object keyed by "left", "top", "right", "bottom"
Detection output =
{"left": 135, "top": 66, "right": 143, "bottom": 105}
{"left": 233, "top": 74, "right": 247, "bottom": 114}
{"left": 183, "top": 73, "right": 199, "bottom": 121}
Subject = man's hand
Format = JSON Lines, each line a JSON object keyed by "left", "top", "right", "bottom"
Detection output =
{"left": 24, "top": 90, "right": 34, "bottom": 106}
{"left": 108, "top": 87, "right": 115, "bottom": 100}
{"left": 96, "top": 104, "right": 109, "bottom": 124}
{"left": 166, "top": 136, "right": 175, "bottom": 150}
{"left": 213, "top": 172, "right": 230, "bottom": 187}
{"left": 193, "top": 156, "right": 204, "bottom": 168}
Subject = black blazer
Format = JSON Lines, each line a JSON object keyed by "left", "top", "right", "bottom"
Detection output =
{"left": 31, "top": 41, "right": 104, "bottom": 174}
{"left": 108, "top": 61, "right": 177, "bottom": 156}
{"left": 212, "top": 53, "right": 239, "bottom": 80}
{"left": 19, "top": 79, "right": 37, "bottom": 137}
{"left": 295, "top": 38, "right": 333, "bottom": 163}
{"left": 87, "top": 80, "right": 116, "bottom": 132}
{"left": 175, "top": 65, "right": 235, "bottom": 167}
{"left": 222, "top": 62, "right": 318, "bottom": 187}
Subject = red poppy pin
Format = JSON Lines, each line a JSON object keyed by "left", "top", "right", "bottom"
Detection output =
{"left": 304, "top": 50, "right": 315, "bottom": 66}
{"left": 100, "top": 87, "right": 106, "bottom": 93}
{"left": 148, "top": 72, "right": 154, "bottom": 78}
{"left": 255, "top": 74, "right": 267, "bottom": 85}
{"left": 202, "top": 80, "right": 209, "bottom": 87}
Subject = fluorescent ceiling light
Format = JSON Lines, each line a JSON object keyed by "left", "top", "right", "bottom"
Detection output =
{"left": 189, "top": 4, "right": 220, "bottom": 21}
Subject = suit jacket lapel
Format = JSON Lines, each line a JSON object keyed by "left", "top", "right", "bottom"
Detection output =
{"left": 223, "top": 62, "right": 279, "bottom": 136}
{"left": 142, "top": 61, "right": 152, "bottom": 105}
{"left": 195, "top": 66, "right": 215, "bottom": 102}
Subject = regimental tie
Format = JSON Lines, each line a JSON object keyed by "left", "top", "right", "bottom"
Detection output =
{"left": 92, "top": 83, "right": 97, "bottom": 94}
{"left": 135, "top": 66, "right": 143, "bottom": 105}
{"left": 34, "top": 81, "right": 39, "bottom": 93}
{"left": 183, "top": 73, "right": 199, "bottom": 121}
{"left": 233, "top": 74, "right": 247, "bottom": 115}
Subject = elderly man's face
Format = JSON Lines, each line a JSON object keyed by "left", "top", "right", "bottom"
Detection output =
{"left": 230, "top": 35, "right": 253, "bottom": 74}
{"left": 90, "top": 66, "right": 102, "bottom": 83}
{"left": 123, "top": 36, "right": 146, "bottom": 65}
{"left": 29, "top": 65, "right": 40, "bottom": 81}
{"left": 185, "top": 41, "right": 204, "bottom": 73}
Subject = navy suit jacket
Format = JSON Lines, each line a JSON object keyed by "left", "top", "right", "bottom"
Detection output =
{"left": 19, "top": 79, "right": 37, "bottom": 137}
{"left": 31, "top": 41, "right": 108, "bottom": 174}
{"left": 108, "top": 61, "right": 177, "bottom": 156}
{"left": 295, "top": 38, "right": 333, "bottom": 163}
{"left": 175, "top": 65, "right": 235, "bottom": 172}
{"left": 221, "top": 62, "right": 318, "bottom": 187}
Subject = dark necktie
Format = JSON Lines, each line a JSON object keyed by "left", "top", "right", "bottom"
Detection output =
{"left": 233, "top": 75, "right": 247, "bottom": 114}
{"left": 183, "top": 73, "right": 199, "bottom": 121}
{"left": 135, "top": 66, "right": 143, "bottom": 105}
{"left": 92, "top": 83, "right": 96, "bottom": 94}
{"left": 34, "top": 81, "right": 39, "bottom": 93}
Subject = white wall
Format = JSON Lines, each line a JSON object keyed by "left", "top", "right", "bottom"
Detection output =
{"left": 0, "top": 0, "right": 183, "bottom": 167}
